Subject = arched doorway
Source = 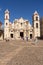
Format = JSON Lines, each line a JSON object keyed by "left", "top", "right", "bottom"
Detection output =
{"left": 30, "top": 34, "right": 32, "bottom": 39}
{"left": 20, "top": 32, "right": 24, "bottom": 38}
{"left": 10, "top": 34, "right": 13, "bottom": 38}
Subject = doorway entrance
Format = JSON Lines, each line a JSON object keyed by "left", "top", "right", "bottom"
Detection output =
{"left": 20, "top": 32, "right": 24, "bottom": 38}
{"left": 30, "top": 34, "right": 32, "bottom": 39}
{"left": 11, "top": 34, "right": 13, "bottom": 38}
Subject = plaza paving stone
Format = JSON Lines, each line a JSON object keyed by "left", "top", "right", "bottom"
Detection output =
{"left": 0, "top": 40, "right": 43, "bottom": 65}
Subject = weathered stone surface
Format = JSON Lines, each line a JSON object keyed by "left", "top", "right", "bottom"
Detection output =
{"left": 0, "top": 40, "right": 43, "bottom": 65}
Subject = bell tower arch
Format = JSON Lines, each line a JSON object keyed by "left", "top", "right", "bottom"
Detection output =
{"left": 4, "top": 9, "right": 10, "bottom": 39}
{"left": 32, "top": 11, "right": 40, "bottom": 38}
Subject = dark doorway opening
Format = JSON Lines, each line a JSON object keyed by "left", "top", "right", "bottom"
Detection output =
{"left": 11, "top": 34, "right": 13, "bottom": 38}
{"left": 30, "top": 34, "right": 32, "bottom": 39}
{"left": 20, "top": 32, "right": 24, "bottom": 38}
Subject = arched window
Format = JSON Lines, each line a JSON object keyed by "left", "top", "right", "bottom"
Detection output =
{"left": 36, "top": 17, "right": 38, "bottom": 21}
{"left": 6, "top": 23, "right": 8, "bottom": 25}
{"left": 6, "top": 16, "right": 8, "bottom": 19}
{"left": 36, "top": 23, "right": 38, "bottom": 28}
{"left": 21, "top": 23, "right": 22, "bottom": 26}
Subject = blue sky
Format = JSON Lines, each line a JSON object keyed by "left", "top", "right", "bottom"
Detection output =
{"left": 0, "top": 0, "right": 43, "bottom": 24}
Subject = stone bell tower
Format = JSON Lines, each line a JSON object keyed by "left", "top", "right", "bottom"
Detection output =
{"left": 32, "top": 11, "right": 40, "bottom": 38}
{"left": 4, "top": 9, "right": 10, "bottom": 39}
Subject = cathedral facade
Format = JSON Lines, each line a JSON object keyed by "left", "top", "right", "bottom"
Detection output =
{"left": 4, "top": 9, "right": 40, "bottom": 40}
